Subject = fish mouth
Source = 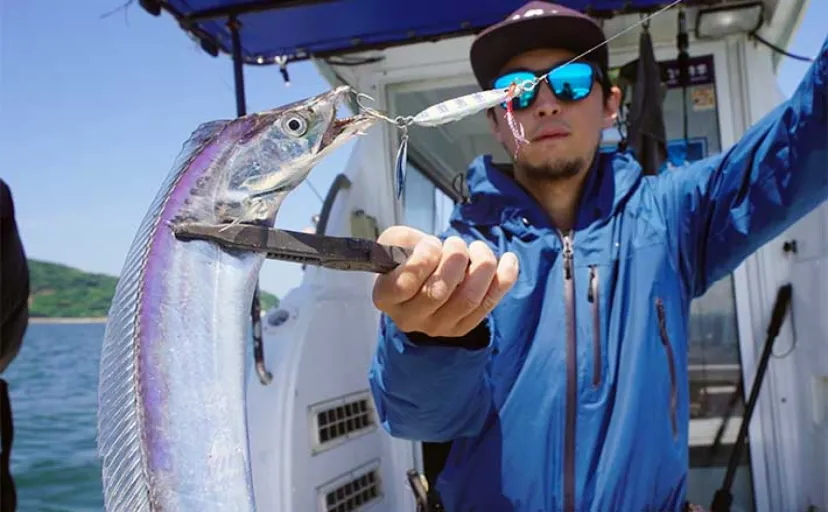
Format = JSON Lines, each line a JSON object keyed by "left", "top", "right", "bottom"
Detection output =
{"left": 319, "top": 87, "right": 378, "bottom": 151}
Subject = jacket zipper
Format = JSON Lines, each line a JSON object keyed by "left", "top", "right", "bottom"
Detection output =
{"left": 588, "top": 265, "right": 601, "bottom": 388}
{"left": 561, "top": 231, "right": 576, "bottom": 512}
{"left": 655, "top": 298, "right": 678, "bottom": 439}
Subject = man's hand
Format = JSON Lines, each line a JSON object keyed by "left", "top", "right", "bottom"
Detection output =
{"left": 372, "top": 225, "right": 519, "bottom": 338}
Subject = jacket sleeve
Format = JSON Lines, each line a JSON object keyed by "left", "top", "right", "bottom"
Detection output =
{"left": 652, "top": 36, "right": 827, "bottom": 298}
{"left": 367, "top": 225, "right": 496, "bottom": 442}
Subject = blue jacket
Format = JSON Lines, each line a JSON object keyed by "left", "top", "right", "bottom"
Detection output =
{"left": 369, "top": 37, "right": 827, "bottom": 512}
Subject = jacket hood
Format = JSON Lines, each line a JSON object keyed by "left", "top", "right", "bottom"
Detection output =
{"left": 451, "top": 149, "right": 644, "bottom": 232}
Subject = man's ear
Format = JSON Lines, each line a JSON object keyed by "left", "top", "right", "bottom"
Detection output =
{"left": 603, "top": 85, "right": 623, "bottom": 129}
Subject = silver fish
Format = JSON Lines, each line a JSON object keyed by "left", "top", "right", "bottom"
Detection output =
{"left": 96, "top": 85, "right": 376, "bottom": 512}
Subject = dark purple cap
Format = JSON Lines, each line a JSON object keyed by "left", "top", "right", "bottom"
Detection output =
{"left": 470, "top": 1, "right": 608, "bottom": 89}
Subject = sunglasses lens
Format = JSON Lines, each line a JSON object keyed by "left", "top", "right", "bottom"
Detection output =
{"left": 494, "top": 71, "right": 536, "bottom": 109}
{"left": 547, "top": 62, "right": 594, "bottom": 101}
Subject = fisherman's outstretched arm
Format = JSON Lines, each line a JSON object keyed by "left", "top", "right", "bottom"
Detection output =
{"left": 368, "top": 226, "right": 498, "bottom": 443}
{"left": 369, "top": 312, "right": 494, "bottom": 441}
{"left": 652, "top": 35, "right": 827, "bottom": 297}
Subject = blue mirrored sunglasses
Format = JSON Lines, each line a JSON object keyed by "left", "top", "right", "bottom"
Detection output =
{"left": 492, "top": 61, "right": 600, "bottom": 110}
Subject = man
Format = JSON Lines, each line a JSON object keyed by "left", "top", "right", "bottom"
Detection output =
{"left": 369, "top": 2, "right": 827, "bottom": 511}
{"left": 1, "top": 178, "right": 30, "bottom": 511}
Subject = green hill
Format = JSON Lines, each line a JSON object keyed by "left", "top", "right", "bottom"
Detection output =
{"left": 28, "top": 259, "right": 279, "bottom": 319}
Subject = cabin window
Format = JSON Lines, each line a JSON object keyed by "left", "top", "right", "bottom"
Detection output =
{"left": 402, "top": 160, "right": 454, "bottom": 236}
{"left": 309, "top": 390, "right": 377, "bottom": 454}
{"left": 317, "top": 460, "right": 383, "bottom": 512}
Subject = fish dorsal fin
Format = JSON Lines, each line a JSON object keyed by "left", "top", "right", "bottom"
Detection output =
{"left": 96, "top": 118, "right": 231, "bottom": 512}
{"left": 168, "top": 119, "right": 233, "bottom": 176}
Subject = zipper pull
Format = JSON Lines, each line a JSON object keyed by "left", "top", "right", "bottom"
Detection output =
{"left": 562, "top": 233, "right": 573, "bottom": 280}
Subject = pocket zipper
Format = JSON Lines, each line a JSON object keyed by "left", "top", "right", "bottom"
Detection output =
{"left": 655, "top": 297, "right": 678, "bottom": 439}
{"left": 588, "top": 265, "right": 602, "bottom": 388}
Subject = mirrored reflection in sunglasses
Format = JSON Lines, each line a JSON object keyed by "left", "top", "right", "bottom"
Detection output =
{"left": 494, "top": 62, "right": 597, "bottom": 110}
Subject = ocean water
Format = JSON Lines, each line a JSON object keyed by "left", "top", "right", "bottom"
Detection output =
{"left": 3, "top": 323, "right": 105, "bottom": 511}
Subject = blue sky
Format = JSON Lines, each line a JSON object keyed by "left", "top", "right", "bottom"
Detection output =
{"left": 1, "top": 1, "right": 825, "bottom": 299}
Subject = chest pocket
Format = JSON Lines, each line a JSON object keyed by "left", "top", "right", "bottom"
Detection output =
{"left": 585, "top": 262, "right": 609, "bottom": 393}
{"left": 574, "top": 249, "right": 618, "bottom": 406}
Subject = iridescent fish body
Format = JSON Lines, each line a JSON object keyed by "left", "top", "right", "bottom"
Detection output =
{"left": 96, "top": 86, "right": 376, "bottom": 512}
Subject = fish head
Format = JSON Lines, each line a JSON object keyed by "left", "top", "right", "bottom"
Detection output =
{"left": 214, "top": 85, "right": 378, "bottom": 226}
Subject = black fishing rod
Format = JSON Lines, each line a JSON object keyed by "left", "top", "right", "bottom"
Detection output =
{"left": 710, "top": 283, "right": 793, "bottom": 512}
{"left": 676, "top": 6, "right": 689, "bottom": 146}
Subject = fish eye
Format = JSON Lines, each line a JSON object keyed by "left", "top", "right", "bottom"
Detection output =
{"left": 282, "top": 114, "right": 308, "bottom": 137}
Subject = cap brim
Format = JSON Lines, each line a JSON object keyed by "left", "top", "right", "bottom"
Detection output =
{"left": 470, "top": 16, "right": 607, "bottom": 89}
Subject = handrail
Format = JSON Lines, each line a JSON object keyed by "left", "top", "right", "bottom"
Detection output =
{"left": 315, "top": 173, "right": 352, "bottom": 236}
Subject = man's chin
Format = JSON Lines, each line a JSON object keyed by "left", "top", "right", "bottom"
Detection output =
{"left": 518, "top": 155, "right": 584, "bottom": 181}
{"left": 520, "top": 143, "right": 568, "bottom": 163}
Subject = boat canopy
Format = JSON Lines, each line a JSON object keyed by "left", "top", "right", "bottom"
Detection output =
{"left": 144, "top": 0, "right": 723, "bottom": 65}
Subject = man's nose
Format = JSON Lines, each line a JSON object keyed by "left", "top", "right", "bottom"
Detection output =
{"left": 533, "top": 84, "right": 562, "bottom": 117}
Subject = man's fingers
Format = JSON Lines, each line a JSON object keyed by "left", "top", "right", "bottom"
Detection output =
{"left": 481, "top": 251, "right": 520, "bottom": 311}
{"left": 398, "top": 236, "right": 470, "bottom": 317}
{"left": 429, "top": 241, "right": 500, "bottom": 324}
{"left": 372, "top": 234, "right": 442, "bottom": 309}
{"left": 452, "top": 252, "right": 520, "bottom": 335}
{"left": 371, "top": 227, "right": 520, "bottom": 339}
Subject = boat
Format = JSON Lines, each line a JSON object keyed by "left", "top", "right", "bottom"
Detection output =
{"left": 136, "top": 1, "right": 825, "bottom": 511}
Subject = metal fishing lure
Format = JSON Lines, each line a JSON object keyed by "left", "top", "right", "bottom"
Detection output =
{"left": 357, "top": 85, "right": 522, "bottom": 197}
{"left": 409, "top": 86, "right": 519, "bottom": 127}
{"left": 380, "top": 80, "right": 541, "bottom": 195}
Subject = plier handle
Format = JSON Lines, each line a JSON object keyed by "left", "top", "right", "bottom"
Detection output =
{"left": 172, "top": 222, "right": 412, "bottom": 274}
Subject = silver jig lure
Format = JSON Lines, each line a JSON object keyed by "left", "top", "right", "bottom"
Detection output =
{"left": 354, "top": 93, "right": 422, "bottom": 198}
{"left": 408, "top": 87, "right": 517, "bottom": 127}
{"left": 356, "top": 86, "right": 524, "bottom": 197}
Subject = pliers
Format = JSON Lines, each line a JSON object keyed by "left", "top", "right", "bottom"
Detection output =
{"left": 171, "top": 222, "right": 412, "bottom": 274}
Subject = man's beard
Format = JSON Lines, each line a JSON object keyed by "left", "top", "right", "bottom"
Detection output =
{"left": 512, "top": 137, "right": 601, "bottom": 182}
{"left": 515, "top": 154, "right": 585, "bottom": 182}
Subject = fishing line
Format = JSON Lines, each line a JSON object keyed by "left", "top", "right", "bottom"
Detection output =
{"left": 558, "top": 0, "right": 685, "bottom": 78}
{"left": 304, "top": 178, "right": 325, "bottom": 204}
{"left": 357, "top": 0, "right": 685, "bottom": 196}
{"left": 374, "top": 0, "right": 685, "bottom": 129}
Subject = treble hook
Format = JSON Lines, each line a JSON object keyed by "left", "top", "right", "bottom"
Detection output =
{"left": 354, "top": 91, "right": 378, "bottom": 111}
{"left": 355, "top": 92, "right": 394, "bottom": 122}
{"left": 355, "top": 91, "right": 415, "bottom": 129}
